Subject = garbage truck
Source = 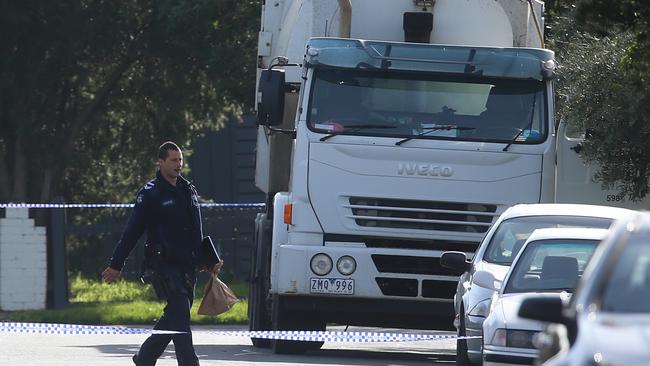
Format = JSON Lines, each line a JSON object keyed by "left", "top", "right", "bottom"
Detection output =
{"left": 247, "top": 0, "right": 647, "bottom": 354}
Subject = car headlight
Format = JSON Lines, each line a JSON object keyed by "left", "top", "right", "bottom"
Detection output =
{"left": 488, "top": 329, "right": 537, "bottom": 348}
{"left": 336, "top": 255, "right": 356, "bottom": 275}
{"left": 468, "top": 298, "right": 491, "bottom": 317}
{"left": 506, "top": 330, "right": 537, "bottom": 349}
{"left": 489, "top": 328, "right": 507, "bottom": 346}
{"left": 310, "top": 253, "right": 333, "bottom": 276}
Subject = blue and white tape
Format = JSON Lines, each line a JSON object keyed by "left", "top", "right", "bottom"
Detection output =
{"left": 0, "top": 203, "right": 264, "bottom": 209}
{"left": 0, "top": 322, "right": 181, "bottom": 335}
{"left": 0, "top": 322, "right": 479, "bottom": 342}
{"left": 209, "top": 330, "right": 478, "bottom": 343}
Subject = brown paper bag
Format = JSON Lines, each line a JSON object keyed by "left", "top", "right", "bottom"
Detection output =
{"left": 197, "top": 273, "right": 239, "bottom": 316}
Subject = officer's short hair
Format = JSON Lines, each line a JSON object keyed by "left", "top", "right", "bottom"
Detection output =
{"left": 158, "top": 141, "right": 181, "bottom": 160}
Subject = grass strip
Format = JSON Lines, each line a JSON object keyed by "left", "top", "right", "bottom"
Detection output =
{"left": 9, "top": 300, "right": 248, "bottom": 325}
{"left": 8, "top": 275, "right": 249, "bottom": 325}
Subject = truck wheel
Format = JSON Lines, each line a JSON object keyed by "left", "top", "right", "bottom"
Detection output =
{"left": 248, "top": 213, "right": 272, "bottom": 348}
{"left": 271, "top": 295, "right": 325, "bottom": 354}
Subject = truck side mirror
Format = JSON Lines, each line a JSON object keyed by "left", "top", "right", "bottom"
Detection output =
{"left": 256, "top": 69, "right": 286, "bottom": 126}
{"left": 518, "top": 296, "right": 564, "bottom": 323}
{"left": 440, "top": 251, "right": 471, "bottom": 273}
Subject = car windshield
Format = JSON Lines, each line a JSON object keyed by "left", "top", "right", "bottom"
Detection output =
{"left": 601, "top": 233, "right": 650, "bottom": 313}
{"left": 307, "top": 68, "right": 546, "bottom": 143}
{"left": 483, "top": 216, "right": 612, "bottom": 265}
{"left": 504, "top": 239, "right": 599, "bottom": 294}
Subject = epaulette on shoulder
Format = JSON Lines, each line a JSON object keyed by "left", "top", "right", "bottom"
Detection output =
{"left": 143, "top": 179, "right": 157, "bottom": 191}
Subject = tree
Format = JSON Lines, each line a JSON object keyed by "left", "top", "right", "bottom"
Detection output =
{"left": 548, "top": 1, "right": 650, "bottom": 200}
{"left": 0, "top": 0, "right": 261, "bottom": 204}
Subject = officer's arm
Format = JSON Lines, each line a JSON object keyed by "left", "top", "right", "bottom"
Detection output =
{"left": 108, "top": 190, "right": 150, "bottom": 271}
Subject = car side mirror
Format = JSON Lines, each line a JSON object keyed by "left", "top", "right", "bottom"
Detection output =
{"left": 256, "top": 69, "right": 286, "bottom": 126}
{"left": 473, "top": 270, "right": 502, "bottom": 291}
{"left": 440, "top": 251, "right": 471, "bottom": 273}
{"left": 518, "top": 296, "right": 564, "bottom": 323}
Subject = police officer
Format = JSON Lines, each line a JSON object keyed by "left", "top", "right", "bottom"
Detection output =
{"left": 102, "top": 141, "right": 219, "bottom": 366}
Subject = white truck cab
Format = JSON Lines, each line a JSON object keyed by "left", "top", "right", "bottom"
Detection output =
{"left": 246, "top": 0, "right": 646, "bottom": 355}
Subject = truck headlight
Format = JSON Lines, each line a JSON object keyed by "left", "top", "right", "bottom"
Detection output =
{"left": 336, "top": 256, "right": 356, "bottom": 275}
{"left": 310, "top": 253, "right": 332, "bottom": 276}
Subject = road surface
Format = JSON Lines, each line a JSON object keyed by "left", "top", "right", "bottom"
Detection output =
{"left": 0, "top": 325, "right": 457, "bottom": 365}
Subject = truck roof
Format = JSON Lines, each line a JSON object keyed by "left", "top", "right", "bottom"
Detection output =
{"left": 304, "top": 38, "right": 555, "bottom": 81}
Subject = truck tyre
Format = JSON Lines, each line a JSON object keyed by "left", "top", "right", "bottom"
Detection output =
{"left": 248, "top": 213, "right": 272, "bottom": 348}
{"left": 271, "top": 295, "right": 326, "bottom": 354}
{"left": 456, "top": 306, "right": 476, "bottom": 366}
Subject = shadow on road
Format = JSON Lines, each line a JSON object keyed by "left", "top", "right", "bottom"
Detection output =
{"left": 71, "top": 343, "right": 455, "bottom": 365}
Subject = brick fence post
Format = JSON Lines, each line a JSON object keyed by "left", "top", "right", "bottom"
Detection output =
{"left": 0, "top": 207, "right": 48, "bottom": 310}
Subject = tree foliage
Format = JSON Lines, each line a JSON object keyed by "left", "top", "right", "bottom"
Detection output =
{"left": 548, "top": 1, "right": 650, "bottom": 200}
{"left": 0, "top": 0, "right": 260, "bottom": 204}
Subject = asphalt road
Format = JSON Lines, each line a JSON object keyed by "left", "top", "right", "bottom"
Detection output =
{"left": 0, "top": 325, "right": 457, "bottom": 365}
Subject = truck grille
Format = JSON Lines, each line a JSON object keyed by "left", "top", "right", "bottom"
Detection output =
{"left": 371, "top": 255, "right": 463, "bottom": 299}
{"left": 364, "top": 237, "right": 479, "bottom": 252}
{"left": 421, "top": 280, "right": 458, "bottom": 299}
{"left": 371, "top": 255, "right": 464, "bottom": 276}
{"left": 324, "top": 234, "right": 480, "bottom": 252}
{"left": 346, "top": 197, "right": 498, "bottom": 233}
{"left": 374, "top": 277, "right": 458, "bottom": 299}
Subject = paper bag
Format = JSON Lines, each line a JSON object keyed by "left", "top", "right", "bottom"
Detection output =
{"left": 197, "top": 273, "right": 239, "bottom": 316}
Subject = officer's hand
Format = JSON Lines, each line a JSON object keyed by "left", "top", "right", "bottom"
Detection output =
{"left": 207, "top": 260, "right": 224, "bottom": 275}
{"left": 102, "top": 267, "right": 121, "bottom": 283}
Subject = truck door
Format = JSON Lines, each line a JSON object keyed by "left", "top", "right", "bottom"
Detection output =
{"left": 556, "top": 120, "right": 650, "bottom": 209}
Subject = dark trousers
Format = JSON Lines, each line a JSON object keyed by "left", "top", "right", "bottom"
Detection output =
{"left": 136, "top": 267, "right": 199, "bottom": 366}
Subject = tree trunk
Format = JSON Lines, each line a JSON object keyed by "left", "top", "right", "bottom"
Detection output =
{"left": 40, "top": 168, "right": 52, "bottom": 204}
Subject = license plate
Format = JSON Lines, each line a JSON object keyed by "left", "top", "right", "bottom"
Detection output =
{"left": 310, "top": 278, "right": 354, "bottom": 295}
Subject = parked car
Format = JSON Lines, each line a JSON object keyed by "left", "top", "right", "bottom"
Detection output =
{"left": 519, "top": 211, "right": 650, "bottom": 366}
{"left": 440, "top": 204, "right": 631, "bottom": 366}
{"left": 478, "top": 227, "right": 608, "bottom": 366}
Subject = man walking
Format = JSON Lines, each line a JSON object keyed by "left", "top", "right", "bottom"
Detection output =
{"left": 102, "top": 141, "right": 217, "bottom": 366}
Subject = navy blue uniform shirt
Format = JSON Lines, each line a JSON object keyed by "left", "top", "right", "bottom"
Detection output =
{"left": 109, "top": 171, "right": 203, "bottom": 271}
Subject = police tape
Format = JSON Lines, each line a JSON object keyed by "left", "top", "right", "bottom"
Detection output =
{"left": 210, "top": 330, "right": 480, "bottom": 343}
{"left": 0, "top": 322, "right": 479, "bottom": 342}
{"left": 0, "top": 322, "right": 181, "bottom": 335}
{"left": 0, "top": 203, "right": 264, "bottom": 209}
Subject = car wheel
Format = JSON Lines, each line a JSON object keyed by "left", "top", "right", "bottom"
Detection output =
{"left": 456, "top": 306, "right": 475, "bottom": 366}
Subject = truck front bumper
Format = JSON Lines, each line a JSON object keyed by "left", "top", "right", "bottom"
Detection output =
{"left": 275, "top": 294, "right": 454, "bottom": 330}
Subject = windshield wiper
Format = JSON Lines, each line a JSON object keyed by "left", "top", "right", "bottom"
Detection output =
{"left": 319, "top": 124, "right": 396, "bottom": 141}
{"left": 395, "top": 125, "right": 476, "bottom": 146}
{"left": 502, "top": 128, "right": 527, "bottom": 152}
{"left": 503, "top": 93, "right": 538, "bottom": 152}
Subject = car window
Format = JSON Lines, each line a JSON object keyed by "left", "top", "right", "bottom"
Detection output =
{"left": 483, "top": 216, "right": 612, "bottom": 264}
{"left": 504, "top": 239, "right": 599, "bottom": 293}
{"left": 601, "top": 235, "right": 650, "bottom": 313}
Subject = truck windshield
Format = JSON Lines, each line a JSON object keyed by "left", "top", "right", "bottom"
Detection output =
{"left": 308, "top": 68, "right": 547, "bottom": 143}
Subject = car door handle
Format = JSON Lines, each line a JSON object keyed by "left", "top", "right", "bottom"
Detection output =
{"left": 570, "top": 143, "right": 583, "bottom": 154}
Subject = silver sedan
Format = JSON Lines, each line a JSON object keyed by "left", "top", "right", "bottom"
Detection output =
{"left": 519, "top": 211, "right": 650, "bottom": 366}
{"left": 440, "top": 203, "right": 631, "bottom": 366}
